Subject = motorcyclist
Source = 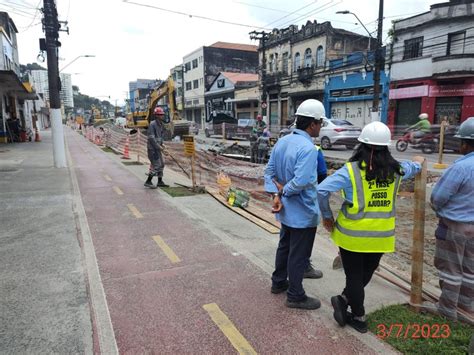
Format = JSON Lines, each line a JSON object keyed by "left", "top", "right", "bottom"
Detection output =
{"left": 408, "top": 113, "right": 432, "bottom": 143}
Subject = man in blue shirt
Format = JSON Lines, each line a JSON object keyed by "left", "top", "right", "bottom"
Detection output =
{"left": 429, "top": 117, "right": 474, "bottom": 323}
{"left": 264, "top": 99, "right": 325, "bottom": 310}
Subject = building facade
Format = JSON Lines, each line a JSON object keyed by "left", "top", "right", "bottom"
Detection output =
{"left": 388, "top": 0, "right": 474, "bottom": 128}
{"left": 128, "top": 79, "right": 159, "bottom": 113}
{"left": 204, "top": 72, "right": 258, "bottom": 120}
{"left": 29, "top": 70, "right": 74, "bottom": 108}
{"left": 183, "top": 42, "right": 258, "bottom": 126}
{"left": 323, "top": 50, "right": 391, "bottom": 126}
{"left": 0, "top": 12, "right": 37, "bottom": 143}
{"left": 257, "top": 21, "right": 372, "bottom": 130}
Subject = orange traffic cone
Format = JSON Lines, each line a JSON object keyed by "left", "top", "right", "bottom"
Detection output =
{"left": 122, "top": 135, "right": 131, "bottom": 159}
{"left": 34, "top": 128, "right": 41, "bottom": 142}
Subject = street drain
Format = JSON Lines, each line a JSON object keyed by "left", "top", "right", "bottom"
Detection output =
{"left": 0, "top": 167, "right": 19, "bottom": 172}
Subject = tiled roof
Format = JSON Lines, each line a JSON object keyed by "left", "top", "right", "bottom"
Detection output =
{"left": 209, "top": 41, "right": 258, "bottom": 52}
{"left": 221, "top": 72, "right": 258, "bottom": 84}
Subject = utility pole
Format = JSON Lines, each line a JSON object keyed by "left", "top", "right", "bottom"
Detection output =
{"left": 371, "top": 0, "right": 384, "bottom": 122}
{"left": 43, "top": 0, "right": 66, "bottom": 167}
{"left": 249, "top": 31, "right": 269, "bottom": 120}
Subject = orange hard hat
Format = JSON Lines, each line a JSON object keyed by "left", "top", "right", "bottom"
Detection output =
{"left": 154, "top": 107, "right": 165, "bottom": 115}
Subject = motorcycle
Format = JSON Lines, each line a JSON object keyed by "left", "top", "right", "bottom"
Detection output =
{"left": 395, "top": 129, "right": 438, "bottom": 154}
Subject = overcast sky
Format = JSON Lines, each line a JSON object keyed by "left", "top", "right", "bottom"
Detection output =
{"left": 3, "top": 0, "right": 434, "bottom": 106}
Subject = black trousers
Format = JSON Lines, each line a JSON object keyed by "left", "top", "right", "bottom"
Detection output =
{"left": 340, "top": 247, "right": 383, "bottom": 317}
{"left": 272, "top": 224, "right": 316, "bottom": 302}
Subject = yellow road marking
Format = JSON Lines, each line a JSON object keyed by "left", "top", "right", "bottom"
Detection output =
{"left": 103, "top": 174, "right": 112, "bottom": 181}
{"left": 152, "top": 235, "right": 181, "bottom": 263}
{"left": 113, "top": 186, "right": 124, "bottom": 195}
{"left": 203, "top": 303, "right": 257, "bottom": 355}
{"left": 127, "top": 204, "right": 143, "bottom": 219}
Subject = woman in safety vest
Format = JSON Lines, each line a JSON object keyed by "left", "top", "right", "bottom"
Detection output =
{"left": 317, "top": 121, "right": 424, "bottom": 333}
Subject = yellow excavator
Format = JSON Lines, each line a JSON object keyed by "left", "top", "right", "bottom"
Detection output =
{"left": 127, "top": 76, "right": 189, "bottom": 137}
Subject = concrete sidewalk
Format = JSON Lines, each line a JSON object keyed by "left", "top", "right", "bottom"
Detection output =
{"left": 0, "top": 128, "right": 406, "bottom": 353}
{"left": 0, "top": 131, "right": 95, "bottom": 353}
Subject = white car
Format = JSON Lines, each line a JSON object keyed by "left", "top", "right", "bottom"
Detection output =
{"left": 115, "top": 116, "right": 127, "bottom": 128}
{"left": 315, "top": 118, "right": 362, "bottom": 150}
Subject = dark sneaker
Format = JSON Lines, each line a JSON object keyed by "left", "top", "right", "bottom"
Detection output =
{"left": 347, "top": 312, "right": 368, "bottom": 333}
{"left": 331, "top": 295, "right": 348, "bottom": 326}
{"left": 157, "top": 180, "right": 169, "bottom": 187}
{"left": 303, "top": 265, "right": 323, "bottom": 279}
{"left": 144, "top": 181, "right": 155, "bottom": 188}
{"left": 286, "top": 296, "right": 321, "bottom": 310}
{"left": 271, "top": 281, "right": 289, "bottom": 294}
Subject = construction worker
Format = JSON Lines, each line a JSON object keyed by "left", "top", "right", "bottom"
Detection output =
{"left": 253, "top": 114, "right": 266, "bottom": 137}
{"left": 264, "top": 99, "right": 325, "bottom": 310}
{"left": 304, "top": 144, "right": 327, "bottom": 279}
{"left": 318, "top": 121, "right": 423, "bottom": 333}
{"left": 408, "top": 113, "right": 432, "bottom": 142}
{"left": 428, "top": 117, "right": 474, "bottom": 323}
{"left": 144, "top": 107, "right": 168, "bottom": 188}
{"left": 256, "top": 129, "right": 271, "bottom": 164}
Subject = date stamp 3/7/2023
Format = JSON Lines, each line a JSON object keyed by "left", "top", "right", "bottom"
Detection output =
{"left": 376, "top": 323, "right": 451, "bottom": 339}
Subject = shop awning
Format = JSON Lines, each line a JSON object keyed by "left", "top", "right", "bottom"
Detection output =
{"left": 0, "top": 70, "right": 38, "bottom": 100}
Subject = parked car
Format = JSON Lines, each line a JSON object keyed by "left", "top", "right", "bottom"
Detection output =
{"left": 278, "top": 118, "right": 362, "bottom": 150}
{"left": 316, "top": 118, "right": 362, "bottom": 149}
{"left": 204, "top": 112, "right": 237, "bottom": 139}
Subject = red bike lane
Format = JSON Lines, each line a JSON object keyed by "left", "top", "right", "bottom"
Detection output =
{"left": 67, "top": 131, "right": 378, "bottom": 354}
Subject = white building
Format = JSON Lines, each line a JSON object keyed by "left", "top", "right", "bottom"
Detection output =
{"left": 388, "top": 0, "right": 474, "bottom": 126}
{"left": 29, "top": 70, "right": 74, "bottom": 108}
{"left": 182, "top": 42, "right": 258, "bottom": 127}
{"left": 0, "top": 12, "right": 38, "bottom": 143}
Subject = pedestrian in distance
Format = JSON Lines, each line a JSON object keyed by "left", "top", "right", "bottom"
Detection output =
{"left": 264, "top": 99, "right": 325, "bottom": 310}
{"left": 144, "top": 107, "right": 169, "bottom": 189}
{"left": 252, "top": 114, "right": 266, "bottom": 137}
{"left": 428, "top": 117, "right": 474, "bottom": 324}
{"left": 318, "top": 121, "right": 424, "bottom": 333}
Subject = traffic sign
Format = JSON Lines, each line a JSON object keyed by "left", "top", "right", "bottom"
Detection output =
{"left": 261, "top": 102, "right": 267, "bottom": 109}
{"left": 183, "top": 135, "right": 195, "bottom": 157}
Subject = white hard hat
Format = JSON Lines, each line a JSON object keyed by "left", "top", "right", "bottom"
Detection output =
{"left": 295, "top": 99, "right": 325, "bottom": 121}
{"left": 418, "top": 113, "right": 429, "bottom": 120}
{"left": 357, "top": 121, "right": 392, "bottom": 146}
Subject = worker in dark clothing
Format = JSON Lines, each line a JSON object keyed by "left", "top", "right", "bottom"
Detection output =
{"left": 256, "top": 130, "right": 271, "bottom": 164}
{"left": 253, "top": 114, "right": 266, "bottom": 137}
{"left": 144, "top": 107, "right": 168, "bottom": 188}
{"left": 304, "top": 144, "right": 328, "bottom": 279}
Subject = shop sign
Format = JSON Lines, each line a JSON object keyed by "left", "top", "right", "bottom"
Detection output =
{"left": 429, "top": 84, "right": 474, "bottom": 97}
{"left": 389, "top": 85, "right": 429, "bottom": 99}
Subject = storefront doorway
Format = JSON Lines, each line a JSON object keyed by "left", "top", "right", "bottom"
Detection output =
{"left": 434, "top": 97, "right": 463, "bottom": 124}
{"left": 395, "top": 98, "right": 422, "bottom": 131}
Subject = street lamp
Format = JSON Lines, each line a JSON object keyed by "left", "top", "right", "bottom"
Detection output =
{"left": 59, "top": 54, "right": 95, "bottom": 72}
{"left": 336, "top": 11, "right": 373, "bottom": 40}
{"left": 337, "top": 4, "right": 384, "bottom": 122}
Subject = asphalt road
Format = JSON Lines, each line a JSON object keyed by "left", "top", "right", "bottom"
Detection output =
{"left": 194, "top": 132, "right": 460, "bottom": 171}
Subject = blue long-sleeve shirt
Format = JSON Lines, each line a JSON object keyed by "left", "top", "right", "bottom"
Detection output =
{"left": 431, "top": 151, "right": 474, "bottom": 223}
{"left": 264, "top": 129, "right": 320, "bottom": 228}
{"left": 318, "top": 161, "right": 422, "bottom": 219}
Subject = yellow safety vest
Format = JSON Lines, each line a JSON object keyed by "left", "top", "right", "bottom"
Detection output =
{"left": 332, "top": 162, "right": 401, "bottom": 253}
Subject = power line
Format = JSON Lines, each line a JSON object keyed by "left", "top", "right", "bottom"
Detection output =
{"left": 276, "top": 0, "right": 343, "bottom": 29}
{"left": 122, "top": 0, "right": 272, "bottom": 30}
{"left": 264, "top": 1, "right": 319, "bottom": 28}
